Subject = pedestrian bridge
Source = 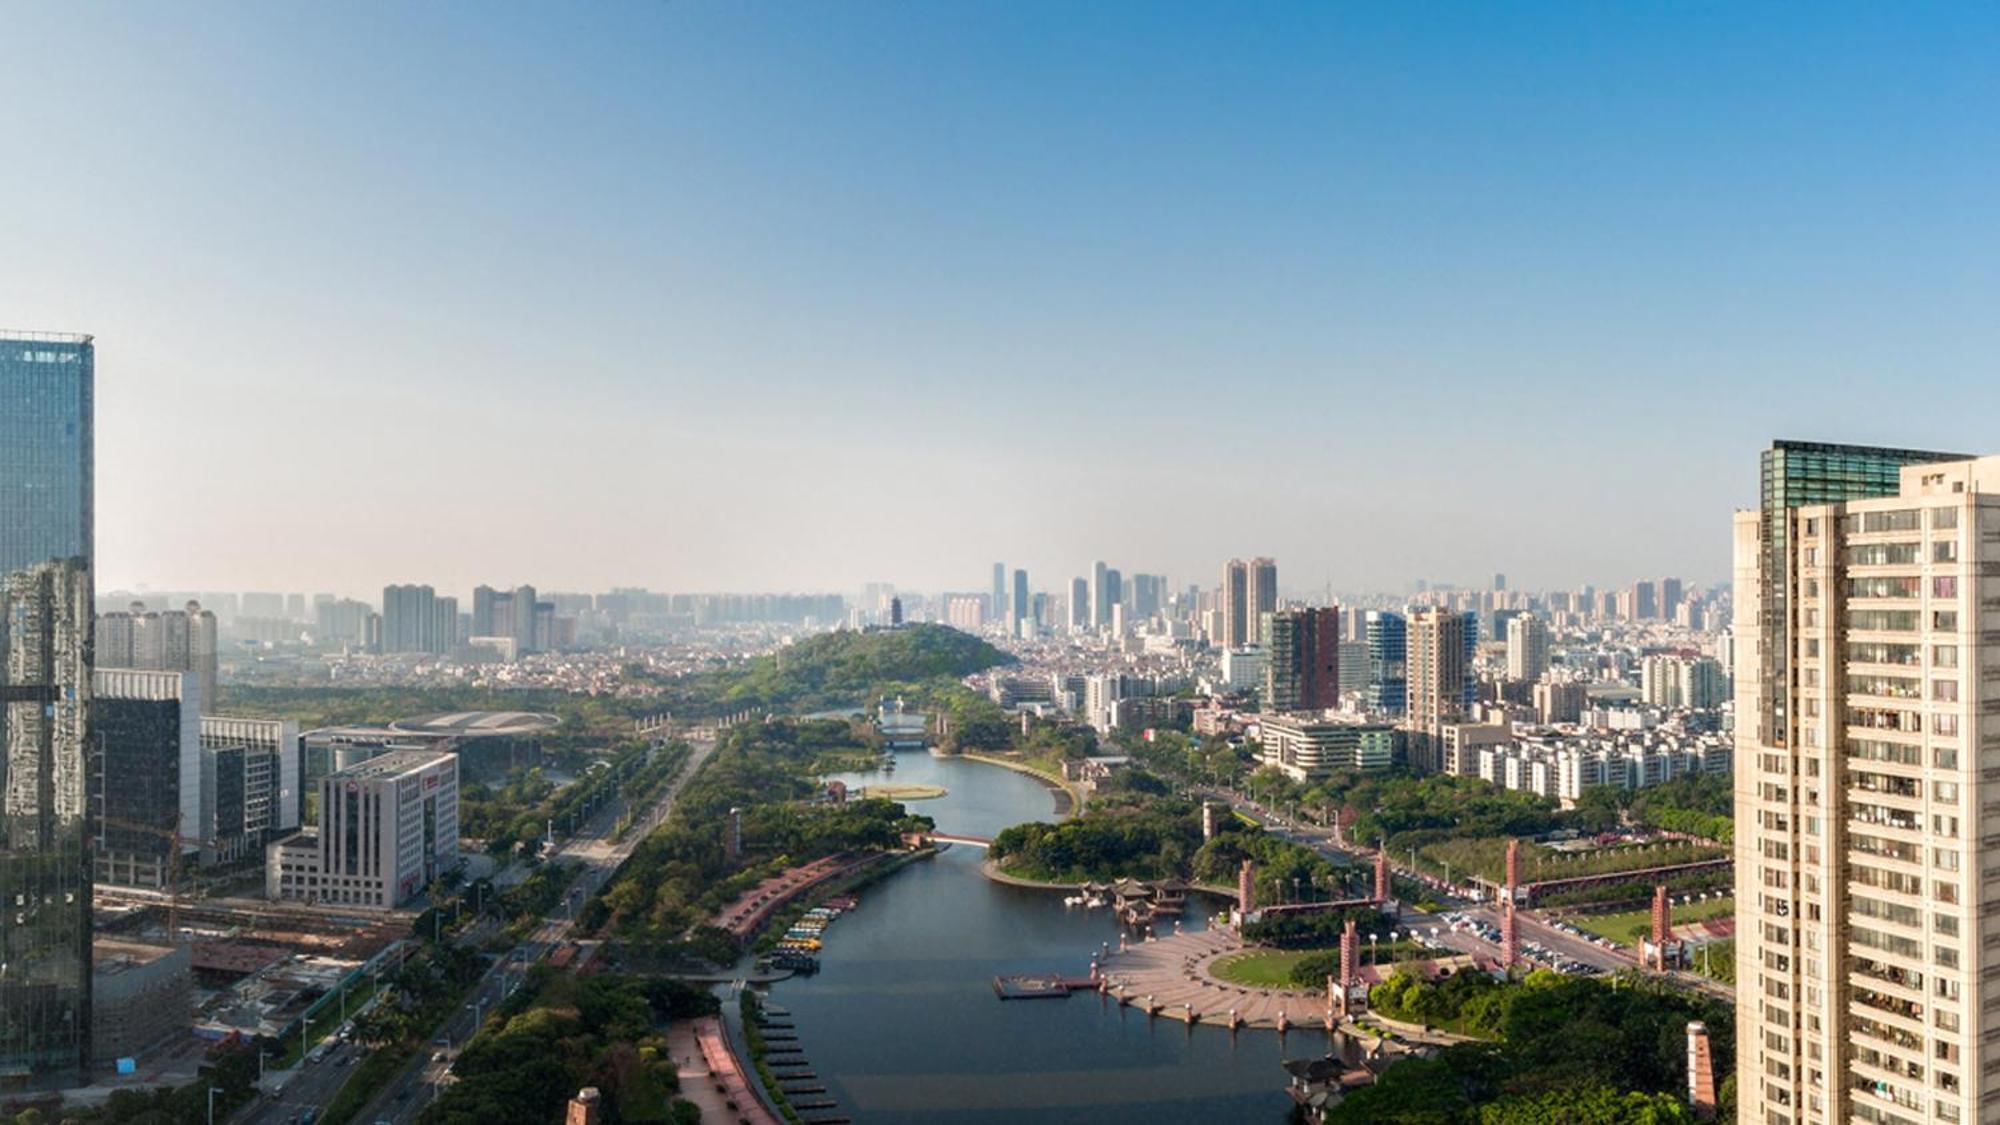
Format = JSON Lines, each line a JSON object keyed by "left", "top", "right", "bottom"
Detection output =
{"left": 930, "top": 833, "right": 992, "bottom": 848}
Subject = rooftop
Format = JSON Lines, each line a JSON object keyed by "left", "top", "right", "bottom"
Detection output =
{"left": 327, "top": 749, "right": 455, "bottom": 781}
{"left": 390, "top": 710, "right": 560, "bottom": 736}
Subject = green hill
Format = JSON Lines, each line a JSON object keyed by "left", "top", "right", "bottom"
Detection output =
{"left": 713, "top": 624, "right": 1011, "bottom": 713}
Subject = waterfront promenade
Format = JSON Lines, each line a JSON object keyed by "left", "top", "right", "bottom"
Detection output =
{"left": 688, "top": 1015, "right": 783, "bottom": 1125}
{"left": 1095, "top": 925, "right": 1475, "bottom": 1042}
{"left": 715, "top": 854, "right": 869, "bottom": 941}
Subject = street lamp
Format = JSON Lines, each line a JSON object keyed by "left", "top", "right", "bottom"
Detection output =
{"left": 207, "top": 1086, "right": 222, "bottom": 1125}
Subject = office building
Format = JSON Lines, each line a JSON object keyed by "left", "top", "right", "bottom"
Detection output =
{"left": 1222, "top": 559, "right": 1250, "bottom": 649}
{"left": 1364, "top": 610, "right": 1408, "bottom": 714}
{"left": 1257, "top": 714, "right": 1396, "bottom": 781}
{"left": 1733, "top": 444, "right": 1985, "bottom": 1125}
{"left": 1249, "top": 558, "right": 1277, "bottom": 644}
{"left": 1069, "top": 577, "right": 1089, "bottom": 632}
{"left": 991, "top": 563, "right": 1007, "bottom": 623}
{"left": 199, "top": 716, "right": 303, "bottom": 862}
{"left": 1011, "top": 568, "right": 1028, "bottom": 636}
{"left": 88, "top": 670, "right": 200, "bottom": 889}
{"left": 1264, "top": 606, "right": 1341, "bottom": 713}
{"left": 1505, "top": 614, "right": 1549, "bottom": 682}
{"left": 1406, "top": 608, "right": 1475, "bottom": 772}
{"left": 1131, "top": 573, "right": 1165, "bottom": 620}
{"left": 266, "top": 750, "right": 458, "bottom": 908}
{"left": 0, "top": 330, "right": 94, "bottom": 1086}
{"left": 1221, "top": 557, "right": 1276, "bottom": 647}
{"left": 95, "top": 600, "right": 218, "bottom": 711}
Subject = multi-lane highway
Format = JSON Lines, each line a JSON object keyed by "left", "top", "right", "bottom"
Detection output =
{"left": 238, "top": 734, "right": 716, "bottom": 1125}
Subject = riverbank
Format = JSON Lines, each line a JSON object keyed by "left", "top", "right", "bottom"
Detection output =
{"left": 980, "top": 857, "right": 1234, "bottom": 900}
{"left": 955, "top": 750, "right": 1081, "bottom": 816}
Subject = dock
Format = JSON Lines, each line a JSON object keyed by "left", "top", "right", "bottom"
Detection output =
{"left": 992, "top": 973, "right": 1098, "bottom": 999}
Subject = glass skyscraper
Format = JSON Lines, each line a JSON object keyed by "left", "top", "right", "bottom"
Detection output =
{"left": 0, "top": 331, "right": 94, "bottom": 1088}
{"left": 1754, "top": 439, "right": 1965, "bottom": 750}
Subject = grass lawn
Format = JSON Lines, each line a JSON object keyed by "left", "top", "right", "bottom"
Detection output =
{"left": 1211, "top": 949, "right": 1318, "bottom": 988}
{"left": 1211, "top": 942, "right": 1428, "bottom": 989}
{"left": 1570, "top": 895, "right": 1734, "bottom": 946}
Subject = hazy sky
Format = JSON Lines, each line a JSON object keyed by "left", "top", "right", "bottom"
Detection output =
{"left": 6, "top": 3, "right": 1998, "bottom": 599}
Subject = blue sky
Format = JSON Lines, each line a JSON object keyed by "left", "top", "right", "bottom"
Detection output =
{"left": 5, "top": 3, "right": 1997, "bottom": 598}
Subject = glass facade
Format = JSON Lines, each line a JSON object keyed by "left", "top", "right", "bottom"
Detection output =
{"left": 1757, "top": 440, "right": 1963, "bottom": 749}
{"left": 0, "top": 332, "right": 93, "bottom": 1088}
{"left": 1364, "top": 610, "right": 1407, "bottom": 714}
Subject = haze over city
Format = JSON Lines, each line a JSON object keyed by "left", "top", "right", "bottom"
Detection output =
{"left": 6, "top": 3, "right": 1998, "bottom": 596}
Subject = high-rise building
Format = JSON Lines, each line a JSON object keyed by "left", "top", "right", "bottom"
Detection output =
{"left": 1069, "top": 577, "right": 1089, "bottom": 632}
{"left": 1505, "top": 614, "right": 1549, "bottom": 682}
{"left": 991, "top": 563, "right": 1007, "bottom": 623}
{"left": 1249, "top": 558, "right": 1278, "bottom": 644}
{"left": 95, "top": 600, "right": 218, "bottom": 710}
{"left": 1091, "top": 561, "right": 1111, "bottom": 630}
{"left": 1733, "top": 443, "right": 1981, "bottom": 1124}
{"left": 471, "top": 584, "right": 540, "bottom": 654}
{"left": 1364, "top": 610, "right": 1408, "bottom": 715}
{"left": 1222, "top": 559, "right": 1249, "bottom": 649}
{"left": 1630, "top": 580, "right": 1658, "bottom": 620}
{"left": 381, "top": 583, "right": 438, "bottom": 654}
{"left": 88, "top": 670, "right": 200, "bottom": 890}
{"left": 1406, "top": 608, "right": 1474, "bottom": 772}
{"left": 1658, "top": 577, "right": 1684, "bottom": 619}
{"left": 1264, "top": 607, "right": 1341, "bottom": 714}
{"left": 1131, "top": 573, "right": 1166, "bottom": 620}
{"left": 0, "top": 329, "right": 95, "bottom": 1086}
{"left": 315, "top": 598, "right": 373, "bottom": 648}
{"left": 200, "top": 716, "right": 303, "bottom": 861}
{"left": 1010, "top": 569, "right": 1028, "bottom": 636}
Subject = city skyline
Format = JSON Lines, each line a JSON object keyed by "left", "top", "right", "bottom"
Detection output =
{"left": 7, "top": 5, "right": 1999, "bottom": 595}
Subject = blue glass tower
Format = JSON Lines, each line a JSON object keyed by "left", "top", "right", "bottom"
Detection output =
{"left": 0, "top": 331, "right": 94, "bottom": 1088}
{"left": 1364, "top": 610, "right": 1406, "bottom": 714}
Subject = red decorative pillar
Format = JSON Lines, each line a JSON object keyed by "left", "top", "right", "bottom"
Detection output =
{"left": 1237, "top": 859, "right": 1256, "bottom": 919}
{"left": 1339, "top": 918, "right": 1359, "bottom": 1012}
{"left": 1686, "top": 1020, "right": 1717, "bottom": 1119}
{"left": 1500, "top": 898, "right": 1519, "bottom": 971}
{"left": 1373, "top": 846, "right": 1390, "bottom": 903}
{"left": 1651, "top": 884, "right": 1671, "bottom": 971}
{"left": 1503, "top": 837, "right": 1520, "bottom": 899}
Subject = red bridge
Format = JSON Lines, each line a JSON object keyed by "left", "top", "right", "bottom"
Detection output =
{"left": 1519, "top": 857, "right": 1734, "bottom": 900}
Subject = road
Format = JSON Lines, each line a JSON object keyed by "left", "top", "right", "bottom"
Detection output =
{"left": 1206, "top": 787, "right": 1653, "bottom": 979}
{"left": 238, "top": 734, "right": 717, "bottom": 1125}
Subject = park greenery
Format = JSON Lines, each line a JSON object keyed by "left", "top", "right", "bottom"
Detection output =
{"left": 459, "top": 741, "right": 692, "bottom": 855}
{"left": 1335, "top": 970, "right": 1735, "bottom": 1124}
{"left": 420, "top": 968, "right": 714, "bottom": 1125}
{"left": 1579, "top": 772, "right": 1734, "bottom": 844}
{"left": 634, "top": 622, "right": 1011, "bottom": 716}
{"left": 580, "top": 718, "right": 931, "bottom": 960}
{"left": 989, "top": 780, "right": 1357, "bottom": 905}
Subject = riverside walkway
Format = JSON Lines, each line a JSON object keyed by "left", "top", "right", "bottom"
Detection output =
{"left": 1095, "top": 924, "right": 1478, "bottom": 1040}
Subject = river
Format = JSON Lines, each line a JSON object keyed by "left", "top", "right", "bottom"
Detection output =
{"left": 740, "top": 749, "right": 1334, "bottom": 1123}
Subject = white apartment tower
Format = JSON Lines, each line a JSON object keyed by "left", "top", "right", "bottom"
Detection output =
{"left": 1505, "top": 614, "right": 1550, "bottom": 682}
{"left": 1734, "top": 445, "right": 2000, "bottom": 1125}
